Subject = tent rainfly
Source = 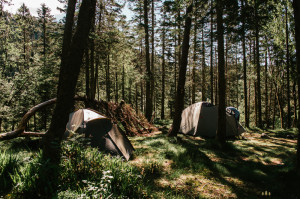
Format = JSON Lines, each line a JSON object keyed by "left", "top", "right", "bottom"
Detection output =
{"left": 179, "top": 102, "right": 245, "bottom": 137}
{"left": 65, "top": 109, "right": 134, "bottom": 161}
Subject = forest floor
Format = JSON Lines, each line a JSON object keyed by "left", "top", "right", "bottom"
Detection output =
{"left": 129, "top": 120, "right": 299, "bottom": 198}
{"left": 0, "top": 121, "right": 299, "bottom": 198}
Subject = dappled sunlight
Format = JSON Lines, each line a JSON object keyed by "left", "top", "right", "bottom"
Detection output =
{"left": 127, "top": 129, "right": 299, "bottom": 198}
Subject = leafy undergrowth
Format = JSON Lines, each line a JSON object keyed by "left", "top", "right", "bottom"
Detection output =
{"left": 0, "top": 125, "right": 299, "bottom": 198}
{"left": 0, "top": 137, "right": 147, "bottom": 198}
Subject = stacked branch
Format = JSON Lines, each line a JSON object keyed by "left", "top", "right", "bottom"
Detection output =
{"left": 0, "top": 96, "right": 156, "bottom": 141}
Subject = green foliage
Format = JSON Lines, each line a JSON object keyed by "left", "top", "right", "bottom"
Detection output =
{"left": 0, "top": 137, "right": 147, "bottom": 198}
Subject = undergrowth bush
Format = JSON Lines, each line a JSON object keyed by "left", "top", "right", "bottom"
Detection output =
{"left": 1, "top": 138, "right": 147, "bottom": 198}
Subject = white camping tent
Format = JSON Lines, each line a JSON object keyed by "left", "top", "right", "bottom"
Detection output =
{"left": 65, "top": 109, "right": 134, "bottom": 161}
{"left": 179, "top": 102, "right": 245, "bottom": 137}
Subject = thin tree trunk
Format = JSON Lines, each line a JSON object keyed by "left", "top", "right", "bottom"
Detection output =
{"left": 144, "top": 0, "right": 153, "bottom": 121}
{"left": 115, "top": 72, "right": 118, "bottom": 103}
{"left": 106, "top": 54, "right": 110, "bottom": 102}
{"left": 141, "top": 81, "right": 144, "bottom": 112}
{"left": 161, "top": 11, "right": 166, "bottom": 119}
{"left": 122, "top": 62, "right": 125, "bottom": 100}
{"left": 136, "top": 83, "right": 138, "bottom": 113}
{"left": 192, "top": 9, "right": 197, "bottom": 104}
{"left": 275, "top": 86, "right": 285, "bottom": 129}
{"left": 129, "top": 79, "right": 132, "bottom": 104}
{"left": 272, "top": 91, "right": 276, "bottom": 129}
{"left": 292, "top": 81, "right": 297, "bottom": 127}
{"left": 210, "top": 0, "right": 214, "bottom": 104}
{"left": 151, "top": 0, "right": 155, "bottom": 114}
{"left": 168, "top": 2, "right": 193, "bottom": 137}
{"left": 241, "top": 0, "right": 248, "bottom": 127}
{"left": 202, "top": 23, "right": 206, "bottom": 101}
{"left": 265, "top": 49, "right": 269, "bottom": 128}
{"left": 216, "top": 0, "right": 226, "bottom": 145}
{"left": 248, "top": 79, "right": 251, "bottom": 125}
{"left": 43, "top": 0, "right": 96, "bottom": 163}
{"left": 255, "top": 81, "right": 257, "bottom": 126}
{"left": 255, "top": 0, "right": 262, "bottom": 128}
{"left": 269, "top": 81, "right": 273, "bottom": 129}
{"left": 286, "top": 5, "right": 291, "bottom": 128}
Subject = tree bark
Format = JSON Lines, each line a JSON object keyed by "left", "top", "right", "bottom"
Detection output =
{"left": 144, "top": 0, "right": 153, "bottom": 121}
{"left": 115, "top": 72, "right": 118, "bottom": 103}
{"left": 43, "top": 0, "right": 96, "bottom": 163}
{"left": 161, "top": 8, "right": 166, "bottom": 119}
{"left": 122, "top": 62, "right": 125, "bottom": 100}
{"left": 168, "top": 2, "right": 193, "bottom": 137}
{"left": 0, "top": 98, "right": 57, "bottom": 140}
{"left": 241, "top": 0, "right": 249, "bottom": 127}
{"left": 192, "top": 8, "right": 197, "bottom": 104}
{"left": 150, "top": 0, "right": 155, "bottom": 115}
{"left": 292, "top": 0, "right": 300, "bottom": 171}
{"left": 255, "top": 0, "right": 262, "bottom": 128}
{"left": 286, "top": 5, "right": 291, "bottom": 128}
{"left": 202, "top": 23, "right": 206, "bottom": 101}
{"left": 264, "top": 49, "right": 269, "bottom": 128}
{"left": 210, "top": 0, "right": 214, "bottom": 104}
{"left": 216, "top": 0, "right": 226, "bottom": 145}
{"left": 106, "top": 54, "right": 110, "bottom": 102}
{"left": 85, "top": 48, "right": 90, "bottom": 98}
{"left": 275, "top": 85, "right": 284, "bottom": 129}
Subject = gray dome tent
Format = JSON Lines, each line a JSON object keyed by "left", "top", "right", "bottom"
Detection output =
{"left": 66, "top": 109, "right": 134, "bottom": 161}
{"left": 179, "top": 102, "right": 245, "bottom": 137}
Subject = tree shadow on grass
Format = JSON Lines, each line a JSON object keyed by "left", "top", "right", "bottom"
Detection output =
{"left": 165, "top": 135, "right": 300, "bottom": 199}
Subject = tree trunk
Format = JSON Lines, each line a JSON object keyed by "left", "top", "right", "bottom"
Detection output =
{"left": 106, "top": 54, "right": 110, "bottom": 102}
{"left": 202, "top": 23, "right": 206, "bottom": 101}
{"left": 122, "top": 62, "right": 125, "bottom": 100}
{"left": 292, "top": 0, "right": 300, "bottom": 171}
{"left": 135, "top": 83, "right": 138, "bottom": 113}
{"left": 43, "top": 0, "right": 96, "bottom": 163}
{"left": 144, "top": 0, "right": 153, "bottom": 121}
{"left": 286, "top": 5, "right": 291, "bottom": 128}
{"left": 216, "top": 0, "right": 226, "bottom": 145}
{"left": 255, "top": 81, "right": 258, "bottom": 126}
{"left": 265, "top": 49, "right": 269, "bottom": 128}
{"left": 85, "top": 48, "right": 90, "bottom": 98}
{"left": 141, "top": 81, "right": 144, "bottom": 112}
{"left": 210, "top": 0, "right": 214, "bottom": 104}
{"left": 292, "top": 81, "right": 297, "bottom": 127}
{"left": 241, "top": 0, "right": 248, "bottom": 127}
{"left": 161, "top": 10, "right": 166, "bottom": 119}
{"left": 255, "top": 0, "right": 262, "bottom": 128}
{"left": 192, "top": 9, "right": 197, "bottom": 104}
{"left": 151, "top": 0, "right": 155, "bottom": 115}
{"left": 115, "top": 72, "right": 118, "bottom": 103}
{"left": 272, "top": 91, "right": 276, "bottom": 129}
{"left": 168, "top": 2, "right": 193, "bottom": 137}
{"left": 275, "top": 86, "right": 285, "bottom": 129}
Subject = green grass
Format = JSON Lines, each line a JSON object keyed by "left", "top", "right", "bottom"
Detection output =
{"left": 0, "top": 137, "right": 147, "bottom": 198}
{"left": 0, "top": 126, "right": 299, "bottom": 198}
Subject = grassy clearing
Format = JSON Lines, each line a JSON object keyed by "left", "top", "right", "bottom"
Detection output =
{"left": 129, "top": 126, "right": 299, "bottom": 198}
{"left": 0, "top": 124, "right": 299, "bottom": 198}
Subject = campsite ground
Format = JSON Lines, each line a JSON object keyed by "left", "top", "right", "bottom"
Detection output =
{"left": 128, "top": 120, "right": 299, "bottom": 198}
{"left": 0, "top": 121, "right": 299, "bottom": 198}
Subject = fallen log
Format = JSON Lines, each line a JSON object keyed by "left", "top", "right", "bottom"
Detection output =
{"left": 0, "top": 96, "right": 156, "bottom": 141}
{"left": 0, "top": 98, "right": 57, "bottom": 140}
